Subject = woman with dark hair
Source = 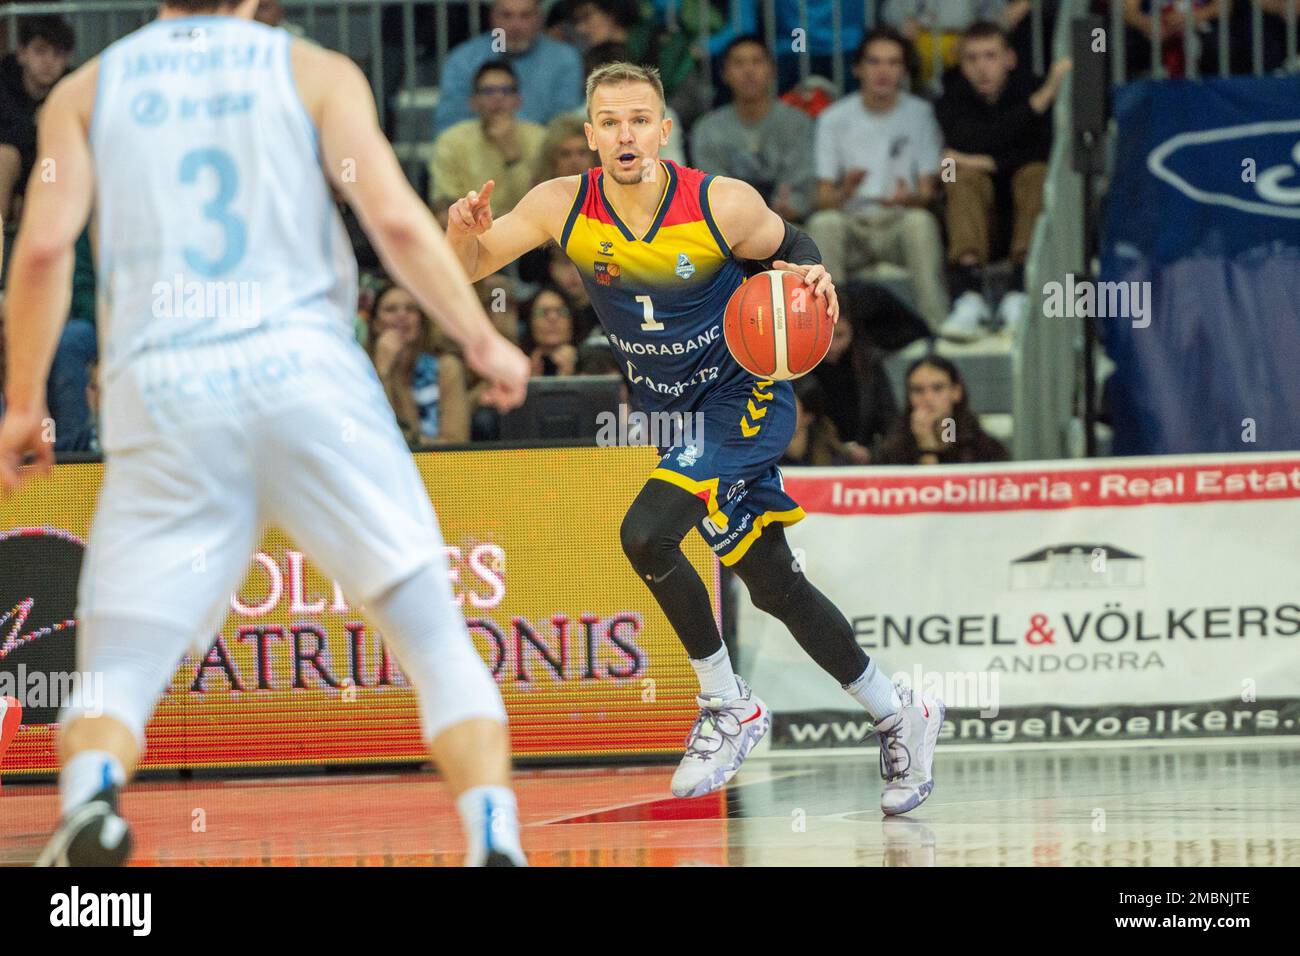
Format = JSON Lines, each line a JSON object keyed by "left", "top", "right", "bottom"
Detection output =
{"left": 520, "top": 285, "right": 579, "bottom": 377}
{"left": 364, "top": 282, "right": 470, "bottom": 447}
{"left": 877, "top": 355, "right": 1009, "bottom": 464}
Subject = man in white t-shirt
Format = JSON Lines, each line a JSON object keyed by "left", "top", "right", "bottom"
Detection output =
{"left": 807, "top": 27, "right": 949, "bottom": 332}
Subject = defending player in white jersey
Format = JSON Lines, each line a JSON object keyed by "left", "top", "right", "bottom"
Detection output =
{"left": 0, "top": 0, "right": 532, "bottom": 867}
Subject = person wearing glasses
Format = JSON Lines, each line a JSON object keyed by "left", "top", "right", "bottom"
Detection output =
{"left": 521, "top": 285, "right": 579, "bottom": 378}
{"left": 429, "top": 61, "right": 546, "bottom": 216}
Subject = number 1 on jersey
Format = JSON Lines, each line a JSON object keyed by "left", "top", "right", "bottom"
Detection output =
{"left": 636, "top": 294, "right": 664, "bottom": 332}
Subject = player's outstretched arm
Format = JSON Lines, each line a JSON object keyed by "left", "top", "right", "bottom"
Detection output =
{"left": 304, "top": 44, "right": 529, "bottom": 409}
{"left": 709, "top": 176, "right": 840, "bottom": 323}
{"left": 0, "top": 64, "right": 97, "bottom": 493}
{"left": 445, "top": 177, "right": 572, "bottom": 283}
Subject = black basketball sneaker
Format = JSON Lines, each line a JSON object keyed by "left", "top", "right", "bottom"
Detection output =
{"left": 36, "top": 784, "right": 133, "bottom": 867}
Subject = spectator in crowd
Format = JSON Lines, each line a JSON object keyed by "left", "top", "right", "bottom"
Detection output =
{"left": 65, "top": 356, "right": 100, "bottom": 454}
{"left": 877, "top": 355, "right": 1009, "bottom": 464}
{"left": 433, "top": 0, "right": 584, "bottom": 135}
{"left": 807, "top": 29, "right": 950, "bottom": 334}
{"left": 542, "top": 242, "right": 598, "bottom": 343}
{"left": 521, "top": 286, "right": 579, "bottom": 377}
{"left": 476, "top": 271, "right": 523, "bottom": 344}
{"left": 577, "top": 41, "right": 687, "bottom": 165}
{"left": 516, "top": 115, "right": 597, "bottom": 286}
{"left": 811, "top": 312, "right": 898, "bottom": 463}
{"left": 546, "top": 0, "right": 579, "bottom": 44}
{"left": 533, "top": 113, "right": 596, "bottom": 184}
{"left": 365, "top": 282, "right": 471, "bottom": 447}
{"left": 430, "top": 60, "right": 547, "bottom": 215}
{"left": 935, "top": 22, "right": 1070, "bottom": 341}
{"left": 882, "top": 0, "right": 1020, "bottom": 89}
{"left": 571, "top": 0, "right": 656, "bottom": 66}
{"left": 690, "top": 35, "right": 815, "bottom": 223}
{"left": 782, "top": 376, "right": 857, "bottom": 466}
{"left": 457, "top": 272, "right": 524, "bottom": 441}
{"left": 1122, "top": 0, "right": 1227, "bottom": 78}
{"left": 0, "top": 15, "right": 74, "bottom": 225}
{"left": 47, "top": 231, "right": 98, "bottom": 451}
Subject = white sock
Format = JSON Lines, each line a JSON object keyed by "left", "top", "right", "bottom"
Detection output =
{"left": 844, "top": 661, "right": 902, "bottom": 721}
{"left": 689, "top": 644, "right": 740, "bottom": 702}
{"left": 60, "top": 750, "right": 127, "bottom": 816}
{"left": 456, "top": 785, "right": 526, "bottom": 866}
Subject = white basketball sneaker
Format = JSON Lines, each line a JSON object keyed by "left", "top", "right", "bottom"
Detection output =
{"left": 670, "top": 676, "right": 770, "bottom": 799}
{"left": 875, "top": 683, "right": 944, "bottom": 816}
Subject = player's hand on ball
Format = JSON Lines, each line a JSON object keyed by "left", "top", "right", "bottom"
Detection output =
{"left": 466, "top": 333, "right": 530, "bottom": 412}
{"left": 0, "top": 407, "right": 55, "bottom": 497}
{"left": 772, "top": 260, "right": 840, "bottom": 324}
{"left": 448, "top": 180, "right": 496, "bottom": 238}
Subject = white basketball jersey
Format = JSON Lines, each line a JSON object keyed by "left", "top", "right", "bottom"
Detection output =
{"left": 90, "top": 16, "right": 357, "bottom": 379}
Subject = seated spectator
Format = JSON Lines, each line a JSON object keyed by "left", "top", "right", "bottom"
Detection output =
{"left": 48, "top": 230, "right": 97, "bottom": 452}
{"left": 807, "top": 29, "right": 949, "bottom": 333}
{"left": 65, "top": 356, "right": 100, "bottom": 454}
{"left": 577, "top": 41, "right": 687, "bottom": 166}
{"left": 533, "top": 113, "right": 597, "bottom": 184}
{"left": 811, "top": 313, "right": 898, "bottom": 463}
{"left": 690, "top": 35, "right": 815, "bottom": 223}
{"left": 516, "top": 118, "right": 596, "bottom": 285}
{"left": 433, "top": 0, "right": 583, "bottom": 136}
{"left": 521, "top": 286, "right": 579, "bottom": 377}
{"left": 782, "top": 376, "right": 857, "bottom": 465}
{"left": 476, "top": 271, "right": 523, "bottom": 344}
{"left": 535, "top": 242, "right": 597, "bottom": 343}
{"left": 365, "top": 282, "right": 471, "bottom": 447}
{"left": 1122, "top": 0, "right": 1226, "bottom": 78}
{"left": 546, "top": 0, "right": 579, "bottom": 44}
{"left": 877, "top": 355, "right": 1009, "bottom": 464}
{"left": 571, "top": 0, "right": 656, "bottom": 67}
{"left": 430, "top": 61, "right": 547, "bottom": 215}
{"left": 840, "top": 276, "right": 932, "bottom": 350}
{"left": 882, "top": 0, "right": 1019, "bottom": 89}
{"left": 457, "top": 272, "right": 524, "bottom": 441}
{"left": 935, "top": 22, "right": 1070, "bottom": 341}
{"left": 0, "top": 14, "right": 74, "bottom": 225}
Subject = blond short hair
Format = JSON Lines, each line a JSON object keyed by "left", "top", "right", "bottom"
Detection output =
{"left": 584, "top": 61, "right": 666, "bottom": 119}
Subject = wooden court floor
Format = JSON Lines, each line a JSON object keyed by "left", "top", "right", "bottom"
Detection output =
{"left": 3, "top": 744, "right": 1297, "bottom": 866}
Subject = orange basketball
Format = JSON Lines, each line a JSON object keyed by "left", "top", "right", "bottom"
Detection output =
{"left": 723, "top": 270, "right": 833, "bottom": 381}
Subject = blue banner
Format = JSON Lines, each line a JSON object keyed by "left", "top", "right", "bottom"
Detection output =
{"left": 1100, "top": 75, "right": 1300, "bottom": 454}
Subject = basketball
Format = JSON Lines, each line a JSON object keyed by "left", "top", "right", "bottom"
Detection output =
{"left": 723, "top": 269, "right": 833, "bottom": 381}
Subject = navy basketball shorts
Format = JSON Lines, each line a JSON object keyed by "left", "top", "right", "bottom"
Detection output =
{"left": 649, "top": 377, "right": 806, "bottom": 566}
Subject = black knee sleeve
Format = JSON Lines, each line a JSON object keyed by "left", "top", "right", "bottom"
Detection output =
{"left": 620, "top": 477, "right": 723, "bottom": 660}
{"left": 620, "top": 508, "right": 683, "bottom": 579}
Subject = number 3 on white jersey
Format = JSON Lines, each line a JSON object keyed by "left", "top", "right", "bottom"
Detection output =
{"left": 636, "top": 294, "right": 664, "bottom": 332}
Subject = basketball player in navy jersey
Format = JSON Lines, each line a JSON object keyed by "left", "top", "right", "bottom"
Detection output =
{"left": 445, "top": 62, "right": 943, "bottom": 812}
{"left": 2, "top": 0, "right": 531, "bottom": 865}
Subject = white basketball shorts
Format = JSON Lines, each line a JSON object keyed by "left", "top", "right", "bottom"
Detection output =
{"left": 76, "top": 321, "right": 445, "bottom": 649}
